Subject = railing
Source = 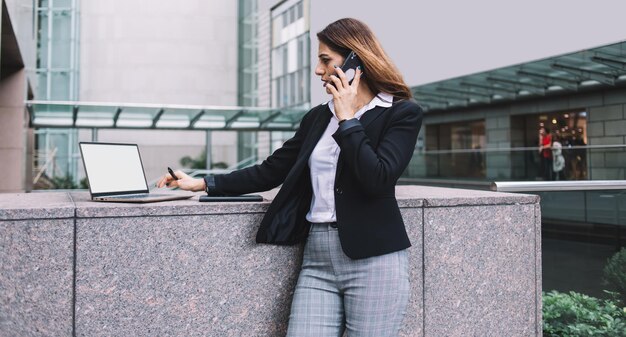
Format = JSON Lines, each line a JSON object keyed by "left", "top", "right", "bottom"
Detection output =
{"left": 403, "top": 144, "right": 626, "bottom": 182}
{"left": 491, "top": 180, "right": 626, "bottom": 192}
{"left": 491, "top": 180, "right": 626, "bottom": 226}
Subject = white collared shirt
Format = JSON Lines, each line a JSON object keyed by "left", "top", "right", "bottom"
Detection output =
{"left": 305, "top": 92, "right": 393, "bottom": 223}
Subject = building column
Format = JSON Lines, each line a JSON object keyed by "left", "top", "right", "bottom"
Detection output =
{"left": 0, "top": 69, "right": 28, "bottom": 192}
{"left": 485, "top": 115, "right": 512, "bottom": 180}
{"left": 587, "top": 104, "right": 626, "bottom": 180}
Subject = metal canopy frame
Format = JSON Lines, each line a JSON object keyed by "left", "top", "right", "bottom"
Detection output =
{"left": 26, "top": 101, "right": 309, "bottom": 131}
{"left": 412, "top": 40, "right": 626, "bottom": 112}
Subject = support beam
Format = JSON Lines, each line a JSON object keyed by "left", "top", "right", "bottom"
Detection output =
{"left": 434, "top": 87, "right": 491, "bottom": 103}
{"left": 225, "top": 110, "right": 244, "bottom": 128}
{"left": 112, "top": 107, "right": 122, "bottom": 127}
{"left": 260, "top": 111, "right": 281, "bottom": 128}
{"left": 486, "top": 76, "right": 546, "bottom": 95}
{"left": 205, "top": 130, "right": 212, "bottom": 169}
{"left": 459, "top": 81, "right": 517, "bottom": 96}
{"left": 551, "top": 63, "right": 616, "bottom": 85}
{"left": 414, "top": 90, "right": 469, "bottom": 103}
{"left": 590, "top": 56, "right": 626, "bottom": 72}
{"left": 72, "top": 105, "right": 79, "bottom": 127}
{"left": 189, "top": 110, "right": 205, "bottom": 128}
{"left": 516, "top": 70, "right": 579, "bottom": 91}
{"left": 151, "top": 108, "right": 164, "bottom": 128}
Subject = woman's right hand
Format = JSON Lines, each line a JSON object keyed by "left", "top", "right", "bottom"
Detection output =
{"left": 156, "top": 169, "right": 205, "bottom": 192}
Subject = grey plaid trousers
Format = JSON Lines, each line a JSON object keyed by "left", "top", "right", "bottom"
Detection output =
{"left": 286, "top": 222, "right": 410, "bottom": 337}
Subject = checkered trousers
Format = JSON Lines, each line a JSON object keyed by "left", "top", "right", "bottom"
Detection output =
{"left": 286, "top": 222, "right": 410, "bottom": 337}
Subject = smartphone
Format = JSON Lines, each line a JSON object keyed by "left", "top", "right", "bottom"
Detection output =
{"left": 330, "top": 51, "right": 363, "bottom": 87}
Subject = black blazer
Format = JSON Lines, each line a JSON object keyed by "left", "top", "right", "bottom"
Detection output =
{"left": 209, "top": 98, "right": 423, "bottom": 259}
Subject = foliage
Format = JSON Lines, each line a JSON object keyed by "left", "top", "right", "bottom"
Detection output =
{"left": 50, "top": 175, "right": 78, "bottom": 189}
{"left": 603, "top": 247, "right": 626, "bottom": 305}
{"left": 80, "top": 177, "right": 89, "bottom": 189}
{"left": 543, "top": 290, "right": 626, "bottom": 336}
{"left": 179, "top": 151, "right": 228, "bottom": 169}
{"left": 180, "top": 151, "right": 207, "bottom": 169}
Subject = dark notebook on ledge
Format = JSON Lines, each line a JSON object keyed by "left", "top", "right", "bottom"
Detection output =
{"left": 79, "top": 142, "right": 194, "bottom": 203}
{"left": 199, "top": 195, "right": 264, "bottom": 202}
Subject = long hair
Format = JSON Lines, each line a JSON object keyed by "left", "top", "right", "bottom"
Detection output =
{"left": 317, "top": 18, "right": 412, "bottom": 100}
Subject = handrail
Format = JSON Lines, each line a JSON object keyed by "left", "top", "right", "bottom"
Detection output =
{"left": 491, "top": 180, "right": 626, "bottom": 192}
{"left": 419, "top": 144, "right": 626, "bottom": 155}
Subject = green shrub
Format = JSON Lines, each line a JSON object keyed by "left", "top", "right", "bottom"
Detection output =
{"left": 543, "top": 290, "right": 626, "bottom": 336}
{"left": 603, "top": 247, "right": 626, "bottom": 304}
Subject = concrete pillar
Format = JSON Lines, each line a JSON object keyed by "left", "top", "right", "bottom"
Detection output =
{"left": 0, "top": 69, "right": 28, "bottom": 192}
{"left": 485, "top": 115, "right": 512, "bottom": 180}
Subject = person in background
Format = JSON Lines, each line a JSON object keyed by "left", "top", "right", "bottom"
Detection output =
{"left": 539, "top": 127, "right": 553, "bottom": 180}
{"left": 552, "top": 134, "right": 565, "bottom": 180}
{"left": 157, "top": 17, "right": 422, "bottom": 337}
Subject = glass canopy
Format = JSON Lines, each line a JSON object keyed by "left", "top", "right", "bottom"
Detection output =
{"left": 27, "top": 41, "right": 626, "bottom": 126}
{"left": 27, "top": 101, "right": 309, "bottom": 131}
{"left": 412, "top": 40, "right": 626, "bottom": 112}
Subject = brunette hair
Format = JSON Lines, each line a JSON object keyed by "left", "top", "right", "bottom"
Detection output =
{"left": 317, "top": 18, "right": 412, "bottom": 100}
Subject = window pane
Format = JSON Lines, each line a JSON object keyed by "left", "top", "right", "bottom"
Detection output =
{"left": 282, "top": 47, "right": 288, "bottom": 75}
{"left": 289, "top": 6, "right": 295, "bottom": 24}
{"left": 51, "top": 72, "right": 70, "bottom": 100}
{"left": 54, "top": 0, "right": 72, "bottom": 7}
{"left": 37, "top": 72, "right": 48, "bottom": 99}
{"left": 37, "top": 12, "right": 49, "bottom": 68}
{"left": 297, "top": 2, "right": 303, "bottom": 19}
{"left": 51, "top": 11, "right": 71, "bottom": 68}
{"left": 297, "top": 38, "right": 303, "bottom": 69}
{"left": 289, "top": 73, "right": 296, "bottom": 105}
{"left": 303, "top": 35, "right": 309, "bottom": 67}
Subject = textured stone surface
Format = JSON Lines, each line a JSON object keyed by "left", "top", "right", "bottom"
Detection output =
{"left": 75, "top": 213, "right": 301, "bottom": 337}
{"left": 399, "top": 185, "right": 538, "bottom": 207}
{"left": 71, "top": 191, "right": 270, "bottom": 218}
{"left": 0, "top": 219, "right": 74, "bottom": 336}
{"left": 423, "top": 204, "right": 538, "bottom": 337}
{"left": 534, "top": 203, "right": 543, "bottom": 336}
{"left": 399, "top": 208, "right": 424, "bottom": 337}
{"left": 0, "top": 192, "right": 74, "bottom": 220}
{"left": 0, "top": 187, "right": 541, "bottom": 336}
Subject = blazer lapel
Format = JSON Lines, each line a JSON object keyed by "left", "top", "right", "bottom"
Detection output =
{"left": 358, "top": 105, "right": 386, "bottom": 130}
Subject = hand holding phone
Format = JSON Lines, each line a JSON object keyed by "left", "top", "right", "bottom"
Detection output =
{"left": 330, "top": 51, "right": 363, "bottom": 88}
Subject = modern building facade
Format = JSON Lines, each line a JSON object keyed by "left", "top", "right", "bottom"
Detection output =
{"left": 6, "top": 0, "right": 626, "bottom": 188}
{"left": 0, "top": 0, "right": 36, "bottom": 192}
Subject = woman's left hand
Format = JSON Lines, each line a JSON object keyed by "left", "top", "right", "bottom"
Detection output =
{"left": 326, "top": 66, "right": 363, "bottom": 121}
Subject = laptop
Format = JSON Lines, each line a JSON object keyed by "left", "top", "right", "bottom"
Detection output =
{"left": 79, "top": 142, "right": 194, "bottom": 203}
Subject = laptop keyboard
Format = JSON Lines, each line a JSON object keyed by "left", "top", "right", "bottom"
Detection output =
{"left": 109, "top": 193, "right": 168, "bottom": 199}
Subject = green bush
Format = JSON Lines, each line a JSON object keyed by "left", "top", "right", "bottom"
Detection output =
{"left": 603, "top": 247, "right": 626, "bottom": 305}
{"left": 543, "top": 290, "right": 626, "bottom": 336}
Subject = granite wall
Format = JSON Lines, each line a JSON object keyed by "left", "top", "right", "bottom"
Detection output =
{"left": 0, "top": 186, "right": 541, "bottom": 336}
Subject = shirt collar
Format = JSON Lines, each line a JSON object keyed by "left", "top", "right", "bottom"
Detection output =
{"left": 327, "top": 92, "right": 393, "bottom": 120}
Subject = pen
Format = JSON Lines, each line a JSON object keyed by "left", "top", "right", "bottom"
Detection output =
{"left": 168, "top": 167, "right": 180, "bottom": 180}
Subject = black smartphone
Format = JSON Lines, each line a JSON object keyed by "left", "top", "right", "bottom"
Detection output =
{"left": 331, "top": 51, "right": 363, "bottom": 87}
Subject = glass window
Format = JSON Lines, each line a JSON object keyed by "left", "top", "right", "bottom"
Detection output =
{"left": 37, "top": 12, "right": 49, "bottom": 68}
{"left": 51, "top": 16, "right": 71, "bottom": 68}
{"left": 54, "top": 0, "right": 72, "bottom": 7}
{"left": 282, "top": 47, "right": 288, "bottom": 75}
{"left": 289, "top": 73, "right": 296, "bottom": 105}
{"left": 297, "top": 2, "right": 303, "bottom": 19}
{"left": 289, "top": 6, "right": 295, "bottom": 25}
{"left": 297, "top": 38, "right": 303, "bottom": 69}
{"left": 51, "top": 72, "right": 70, "bottom": 100}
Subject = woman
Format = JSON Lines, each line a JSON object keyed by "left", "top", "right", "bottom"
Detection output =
{"left": 158, "top": 18, "right": 422, "bottom": 336}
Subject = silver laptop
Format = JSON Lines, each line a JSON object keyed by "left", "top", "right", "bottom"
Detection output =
{"left": 79, "top": 142, "right": 194, "bottom": 203}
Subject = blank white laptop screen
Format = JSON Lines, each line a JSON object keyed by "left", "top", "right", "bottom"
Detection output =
{"left": 80, "top": 143, "right": 148, "bottom": 195}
